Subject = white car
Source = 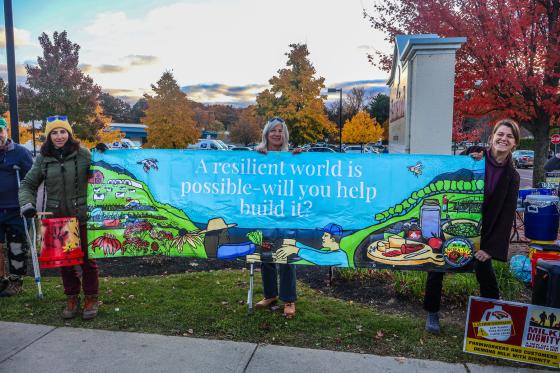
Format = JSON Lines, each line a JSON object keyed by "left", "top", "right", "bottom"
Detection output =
{"left": 344, "top": 145, "right": 369, "bottom": 154}
{"left": 187, "top": 139, "right": 229, "bottom": 150}
{"left": 108, "top": 139, "right": 141, "bottom": 149}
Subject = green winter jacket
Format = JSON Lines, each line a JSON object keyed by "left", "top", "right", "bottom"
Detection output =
{"left": 19, "top": 147, "right": 91, "bottom": 223}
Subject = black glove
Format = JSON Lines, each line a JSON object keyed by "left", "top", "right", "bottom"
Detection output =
{"left": 95, "top": 143, "right": 108, "bottom": 153}
{"left": 21, "top": 203, "right": 37, "bottom": 218}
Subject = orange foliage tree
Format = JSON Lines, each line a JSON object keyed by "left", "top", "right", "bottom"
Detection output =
{"left": 342, "top": 111, "right": 384, "bottom": 146}
{"left": 256, "top": 44, "right": 336, "bottom": 145}
{"left": 79, "top": 104, "right": 123, "bottom": 149}
{"left": 143, "top": 71, "right": 199, "bottom": 148}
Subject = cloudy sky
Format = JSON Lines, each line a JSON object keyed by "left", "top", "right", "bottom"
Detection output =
{"left": 0, "top": 0, "right": 391, "bottom": 105}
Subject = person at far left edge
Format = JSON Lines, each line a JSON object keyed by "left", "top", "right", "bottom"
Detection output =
{"left": 0, "top": 117, "right": 33, "bottom": 297}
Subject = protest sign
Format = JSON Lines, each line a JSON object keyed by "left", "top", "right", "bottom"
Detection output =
{"left": 464, "top": 297, "right": 560, "bottom": 368}
{"left": 87, "top": 150, "right": 484, "bottom": 270}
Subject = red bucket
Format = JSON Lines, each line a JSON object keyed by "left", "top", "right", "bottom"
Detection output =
{"left": 39, "top": 217, "right": 84, "bottom": 268}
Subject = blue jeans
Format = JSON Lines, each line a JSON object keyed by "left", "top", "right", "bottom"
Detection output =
{"left": 260, "top": 263, "right": 297, "bottom": 302}
{"left": 0, "top": 208, "right": 28, "bottom": 277}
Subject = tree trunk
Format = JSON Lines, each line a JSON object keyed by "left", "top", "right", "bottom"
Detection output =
{"left": 531, "top": 120, "right": 550, "bottom": 187}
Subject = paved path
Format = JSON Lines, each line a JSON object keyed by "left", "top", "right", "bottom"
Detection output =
{"left": 0, "top": 322, "right": 549, "bottom": 373}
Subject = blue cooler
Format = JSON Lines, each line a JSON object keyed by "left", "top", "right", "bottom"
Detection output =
{"left": 518, "top": 188, "right": 555, "bottom": 205}
{"left": 524, "top": 195, "right": 560, "bottom": 241}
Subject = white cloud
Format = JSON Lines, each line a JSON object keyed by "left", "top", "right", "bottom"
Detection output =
{"left": 75, "top": 0, "right": 390, "bottom": 97}
{"left": 0, "top": 27, "right": 34, "bottom": 48}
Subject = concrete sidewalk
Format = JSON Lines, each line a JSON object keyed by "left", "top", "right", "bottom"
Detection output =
{"left": 0, "top": 321, "right": 548, "bottom": 373}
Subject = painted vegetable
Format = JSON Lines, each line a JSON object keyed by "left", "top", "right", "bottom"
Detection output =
{"left": 428, "top": 237, "right": 443, "bottom": 250}
{"left": 91, "top": 233, "right": 123, "bottom": 255}
{"left": 444, "top": 222, "right": 479, "bottom": 237}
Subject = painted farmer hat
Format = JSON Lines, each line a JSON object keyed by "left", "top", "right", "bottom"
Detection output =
{"left": 199, "top": 218, "right": 237, "bottom": 233}
{"left": 0, "top": 117, "right": 7, "bottom": 129}
{"left": 320, "top": 223, "right": 343, "bottom": 236}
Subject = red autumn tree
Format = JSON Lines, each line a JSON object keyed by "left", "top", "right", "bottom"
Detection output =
{"left": 365, "top": 0, "right": 560, "bottom": 185}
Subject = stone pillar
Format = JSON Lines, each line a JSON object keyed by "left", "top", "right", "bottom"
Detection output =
{"left": 387, "top": 35, "right": 466, "bottom": 155}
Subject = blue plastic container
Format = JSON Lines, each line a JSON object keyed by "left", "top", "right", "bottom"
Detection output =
{"left": 524, "top": 195, "right": 560, "bottom": 241}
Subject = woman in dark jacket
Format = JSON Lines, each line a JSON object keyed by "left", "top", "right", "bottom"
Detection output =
{"left": 424, "top": 119, "right": 521, "bottom": 334}
{"left": 19, "top": 116, "right": 100, "bottom": 320}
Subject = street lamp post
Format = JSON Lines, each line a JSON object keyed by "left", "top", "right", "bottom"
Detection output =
{"left": 327, "top": 88, "right": 343, "bottom": 151}
{"left": 4, "top": 0, "right": 19, "bottom": 142}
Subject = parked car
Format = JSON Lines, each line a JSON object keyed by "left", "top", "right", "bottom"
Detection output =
{"left": 187, "top": 139, "right": 229, "bottom": 150}
{"left": 306, "top": 147, "right": 336, "bottom": 153}
{"left": 344, "top": 145, "right": 369, "bottom": 154}
{"left": 108, "top": 139, "right": 141, "bottom": 149}
{"left": 327, "top": 145, "right": 345, "bottom": 152}
{"left": 512, "top": 150, "right": 534, "bottom": 168}
{"left": 215, "top": 139, "right": 232, "bottom": 150}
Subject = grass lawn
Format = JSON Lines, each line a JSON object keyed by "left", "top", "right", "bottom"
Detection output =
{"left": 0, "top": 268, "right": 534, "bottom": 368}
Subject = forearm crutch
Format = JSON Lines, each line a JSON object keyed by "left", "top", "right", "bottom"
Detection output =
{"left": 14, "top": 165, "right": 43, "bottom": 299}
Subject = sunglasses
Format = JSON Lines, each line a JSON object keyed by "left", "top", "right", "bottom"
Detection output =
{"left": 47, "top": 115, "right": 68, "bottom": 122}
{"left": 268, "top": 116, "right": 285, "bottom": 124}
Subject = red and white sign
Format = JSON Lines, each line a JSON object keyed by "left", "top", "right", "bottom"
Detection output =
{"left": 464, "top": 297, "right": 560, "bottom": 368}
{"left": 551, "top": 134, "right": 560, "bottom": 145}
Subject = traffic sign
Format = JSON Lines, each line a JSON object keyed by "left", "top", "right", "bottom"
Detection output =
{"left": 551, "top": 134, "right": 560, "bottom": 145}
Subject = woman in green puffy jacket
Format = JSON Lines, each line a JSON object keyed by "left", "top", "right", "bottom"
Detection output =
{"left": 19, "top": 116, "right": 99, "bottom": 320}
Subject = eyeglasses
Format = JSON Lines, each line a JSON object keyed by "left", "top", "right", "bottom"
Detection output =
{"left": 47, "top": 115, "right": 68, "bottom": 122}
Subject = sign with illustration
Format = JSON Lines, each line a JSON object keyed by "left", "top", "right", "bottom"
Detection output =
{"left": 87, "top": 150, "right": 484, "bottom": 271}
{"left": 464, "top": 297, "right": 560, "bottom": 368}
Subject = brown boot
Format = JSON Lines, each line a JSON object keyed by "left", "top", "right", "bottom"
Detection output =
{"left": 82, "top": 295, "right": 99, "bottom": 320}
{"left": 0, "top": 277, "right": 23, "bottom": 297}
{"left": 283, "top": 302, "right": 296, "bottom": 319}
{"left": 62, "top": 295, "right": 80, "bottom": 319}
{"left": 0, "top": 277, "right": 10, "bottom": 294}
{"left": 255, "top": 297, "right": 278, "bottom": 309}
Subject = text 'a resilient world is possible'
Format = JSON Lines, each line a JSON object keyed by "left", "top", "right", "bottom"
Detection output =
{"left": 179, "top": 158, "right": 378, "bottom": 217}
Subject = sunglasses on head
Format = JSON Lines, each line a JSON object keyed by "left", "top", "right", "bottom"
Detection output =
{"left": 269, "top": 116, "right": 285, "bottom": 124}
{"left": 47, "top": 115, "right": 68, "bottom": 122}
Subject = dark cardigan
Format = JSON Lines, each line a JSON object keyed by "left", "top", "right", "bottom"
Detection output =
{"left": 464, "top": 146, "right": 520, "bottom": 261}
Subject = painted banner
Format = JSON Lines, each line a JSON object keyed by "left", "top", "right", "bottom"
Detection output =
{"left": 87, "top": 150, "right": 484, "bottom": 270}
{"left": 464, "top": 297, "right": 560, "bottom": 368}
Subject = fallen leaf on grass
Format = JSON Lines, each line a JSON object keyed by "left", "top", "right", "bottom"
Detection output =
{"left": 259, "top": 322, "right": 271, "bottom": 331}
{"left": 419, "top": 338, "right": 424, "bottom": 345}
{"left": 221, "top": 301, "right": 228, "bottom": 305}
{"left": 375, "top": 330, "right": 385, "bottom": 339}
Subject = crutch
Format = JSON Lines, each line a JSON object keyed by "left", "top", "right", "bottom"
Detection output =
{"left": 247, "top": 263, "right": 254, "bottom": 314}
{"left": 13, "top": 165, "right": 43, "bottom": 299}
